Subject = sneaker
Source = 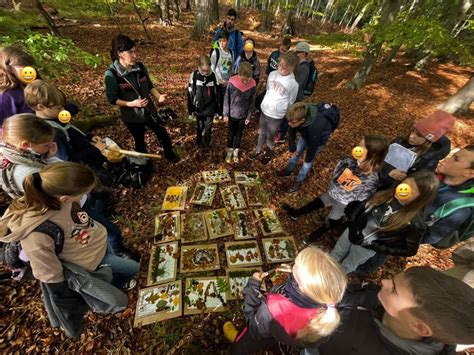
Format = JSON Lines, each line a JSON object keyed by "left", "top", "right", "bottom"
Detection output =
{"left": 274, "top": 136, "right": 286, "bottom": 144}
{"left": 287, "top": 183, "right": 302, "bottom": 193}
{"left": 249, "top": 151, "right": 262, "bottom": 160}
{"left": 282, "top": 204, "right": 299, "bottom": 220}
{"left": 122, "top": 279, "right": 137, "bottom": 291}
{"left": 276, "top": 168, "right": 291, "bottom": 177}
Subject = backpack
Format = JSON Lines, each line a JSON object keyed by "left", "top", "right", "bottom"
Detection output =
{"left": 212, "top": 28, "right": 242, "bottom": 59}
{"left": 210, "top": 47, "right": 220, "bottom": 66}
{"left": 113, "top": 156, "right": 153, "bottom": 189}
{"left": 303, "top": 60, "right": 318, "bottom": 96}
{"left": 316, "top": 103, "right": 340, "bottom": 146}
{"left": 431, "top": 196, "right": 474, "bottom": 249}
{"left": 3, "top": 220, "right": 64, "bottom": 270}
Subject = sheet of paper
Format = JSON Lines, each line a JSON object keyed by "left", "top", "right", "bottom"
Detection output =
{"left": 384, "top": 143, "right": 417, "bottom": 172}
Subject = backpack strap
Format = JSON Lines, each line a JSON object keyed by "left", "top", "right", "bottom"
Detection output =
{"left": 33, "top": 220, "right": 65, "bottom": 255}
{"left": 433, "top": 197, "right": 474, "bottom": 219}
{"left": 192, "top": 70, "right": 198, "bottom": 97}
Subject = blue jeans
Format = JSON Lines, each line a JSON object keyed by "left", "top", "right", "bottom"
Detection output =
{"left": 286, "top": 138, "right": 323, "bottom": 183}
{"left": 99, "top": 244, "right": 139, "bottom": 289}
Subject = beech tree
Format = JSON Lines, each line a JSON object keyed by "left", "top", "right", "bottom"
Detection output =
{"left": 438, "top": 75, "right": 474, "bottom": 115}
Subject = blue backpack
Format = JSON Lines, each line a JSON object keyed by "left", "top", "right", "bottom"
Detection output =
{"left": 316, "top": 103, "right": 340, "bottom": 145}
{"left": 303, "top": 60, "right": 319, "bottom": 96}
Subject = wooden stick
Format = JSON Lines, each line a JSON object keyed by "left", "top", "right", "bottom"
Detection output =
{"left": 105, "top": 148, "right": 162, "bottom": 159}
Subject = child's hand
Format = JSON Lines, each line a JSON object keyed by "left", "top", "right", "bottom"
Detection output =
{"left": 245, "top": 118, "right": 250, "bottom": 125}
{"left": 158, "top": 94, "right": 167, "bottom": 103}
{"left": 128, "top": 98, "right": 148, "bottom": 108}
{"left": 389, "top": 169, "right": 407, "bottom": 181}
{"left": 223, "top": 116, "right": 229, "bottom": 123}
{"left": 47, "top": 142, "right": 58, "bottom": 157}
{"left": 252, "top": 271, "right": 269, "bottom": 282}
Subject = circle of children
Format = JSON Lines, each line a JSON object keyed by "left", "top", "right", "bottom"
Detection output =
{"left": 0, "top": 7, "right": 473, "bottom": 353}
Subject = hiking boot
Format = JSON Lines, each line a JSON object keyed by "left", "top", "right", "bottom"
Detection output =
{"left": 225, "top": 148, "right": 233, "bottom": 164}
{"left": 233, "top": 148, "right": 240, "bottom": 164}
{"left": 276, "top": 168, "right": 292, "bottom": 177}
{"left": 282, "top": 204, "right": 299, "bottom": 220}
{"left": 260, "top": 148, "right": 274, "bottom": 165}
{"left": 249, "top": 151, "right": 262, "bottom": 160}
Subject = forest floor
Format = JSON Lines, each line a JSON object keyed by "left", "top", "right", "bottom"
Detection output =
{"left": 0, "top": 7, "right": 473, "bottom": 354}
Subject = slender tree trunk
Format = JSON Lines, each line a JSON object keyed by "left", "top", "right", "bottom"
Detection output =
{"left": 347, "top": 0, "right": 401, "bottom": 90}
{"left": 164, "top": 0, "right": 172, "bottom": 24}
{"left": 350, "top": 3, "right": 368, "bottom": 32}
{"left": 191, "top": 0, "right": 210, "bottom": 39}
{"left": 235, "top": 0, "right": 240, "bottom": 11}
{"left": 438, "top": 76, "right": 474, "bottom": 115}
{"left": 155, "top": 0, "right": 164, "bottom": 21}
{"left": 339, "top": 4, "right": 351, "bottom": 26}
{"left": 210, "top": 0, "right": 219, "bottom": 22}
{"left": 106, "top": 0, "right": 123, "bottom": 32}
{"left": 132, "top": 0, "right": 152, "bottom": 40}
{"left": 173, "top": 0, "right": 180, "bottom": 20}
{"left": 321, "top": 0, "right": 334, "bottom": 25}
{"left": 382, "top": 44, "right": 401, "bottom": 66}
{"left": 261, "top": 0, "right": 270, "bottom": 31}
{"left": 185, "top": 0, "right": 191, "bottom": 11}
{"left": 35, "top": 0, "right": 61, "bottom": 36}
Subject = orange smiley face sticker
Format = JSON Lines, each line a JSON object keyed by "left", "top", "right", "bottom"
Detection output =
{"left": 352, "top": 146, "right": 365, "bottom": 160}
{"left": 395, "top": 183, "right": 412, "bottom": 200}
{"left": 58, "top": 110, "right": 71, "bottom": 123}
{"left": 19, "top": 66, "right": 37, "bottom": 84}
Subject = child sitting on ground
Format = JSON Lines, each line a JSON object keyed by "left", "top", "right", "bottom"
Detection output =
{"left": 233, "top": 38, "right": 260, "bottom": 85}
{"left": 223, "top": 62, "right": 256, "bottom": 163}
{"left": 226, "top": 246, "right": 347, "bottom": 354}
{"left": 284, "top": 135, "right": 389, "bottom": 243}
{"left": 187, "top": 55, "right": 218, "bottom": 149}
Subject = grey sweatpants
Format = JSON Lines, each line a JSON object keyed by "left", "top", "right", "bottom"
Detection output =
{"left": 256, "top": 112, "right": 281, "bottom": 153}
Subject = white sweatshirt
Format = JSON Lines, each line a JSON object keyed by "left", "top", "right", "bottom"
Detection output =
{"left": 260, "top": 70, "right": 299, "bottom": 119}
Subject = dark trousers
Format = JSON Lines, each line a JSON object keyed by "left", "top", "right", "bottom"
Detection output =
{"left": 124, "top": 120, "right": 175, "bottom": 160}
{"left": 231, "top": 327, "right": 280, "bottom": 354}
{"left": 278, "top": 117, "right": 289, "bottom": 140}
{"left": 196, "top": 115, "right": 213, "bottom": 146}
{"left": 217, "top": 84, "right": 227, "bottom": 116}
{"left": 227, "top": 117, "right": 246, "bottom": 148}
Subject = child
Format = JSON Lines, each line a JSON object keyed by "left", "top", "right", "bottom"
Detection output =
{"left": 0, "top": 114, "right": 126, "bottom": 253}
{"left": 331, "top": 170, "right": 439, "bottom": 274}
{"left": 250, "top": 51, "right": 299, "bottom": 164}
{"left": 0, "top": 46, "right": 35, "bottom": 125}
{"left": 379, "top": 110, "right": 455, "bottom": 189}
{"left": 265, "top": 37, "right": 291, "bottom": 75}
{"left": 228, "top": 246, "right": 347, "bottom": 354}
{"left": 316, "top": 266, "right": 474, "bottom": 354}
{"left": 210, "top": 30, "right": 234, "bottom": 117}
{"left": 233, "top": 38, "right": 260, "bottom": 85}
{"left": 0, "top": 161, "right": 139, "bottom": 290}
{"left": 187, "top": 55, "right": 218, "bottom": 149}
{"left": 284, "top": 135, "right": 389, "bottom": 242}
{"left": 295, "top": 41, "right": 315, "bottom": 101}
{"left": 24, "top": 80, "right": 108, "bottom": 175}
{"left": 223, "top": 62, "right": 256, "bottom": 163}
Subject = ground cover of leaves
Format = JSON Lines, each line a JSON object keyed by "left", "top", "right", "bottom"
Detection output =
{"left": 0, "top": 8, "right": 472, "bottom": 354}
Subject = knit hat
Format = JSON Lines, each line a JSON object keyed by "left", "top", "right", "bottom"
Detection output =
{"left": 295, "top": 42, "right": 310, "bottom": 53}
{"left": 413, "top": 110, "right": 456, "bottom": 142}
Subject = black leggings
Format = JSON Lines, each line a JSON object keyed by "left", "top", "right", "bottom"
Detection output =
{"left": 124, "top": 120, "right": 175, "bottom": 160}
{"left": 227, "top": 117, "right": 246, "bottom": 148}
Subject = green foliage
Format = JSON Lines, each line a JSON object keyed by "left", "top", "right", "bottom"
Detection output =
{"left": 1, "top": 32, "right": 102, "bottom": 78}
{"left": 216, "top": 278, "right": 230, "bottom": 294}
{"left": 308, "top": 32, "right": 364, "bottom": 56}
{"left": 46, "top": 0, "right": 111, "bottom": 19}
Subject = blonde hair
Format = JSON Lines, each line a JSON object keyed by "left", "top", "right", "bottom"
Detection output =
{"left": 294, "top": 247, "right": 347, "bottom": 343}
{"left": 198, "top": 55, "right": 211, "bottom": 68}
{"left": 0, "top": 46, "right": 36, "bottom": 91}
{"left": 2, "top": 113, "right": 55, "bottom": 146}
{"left": 238, "top": 61, "right": 253, "bottom": 78}
{"left": 10, "top": 162, "right": 97, "bottom": 215}
{"left": 287, "top": 102, "right": 308, "bottom": 121}
{"left": 280, "top": 51, "right": 299, "bottom": 75}
{"left": 24, "top": 80, "right": 66, "bottom": 110}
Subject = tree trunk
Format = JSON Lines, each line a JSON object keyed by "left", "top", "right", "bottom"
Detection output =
{"left": 132, "top": 0, "right": 152, "bottom": 40}
{"left": 106, "top": 0, "right": 123, "bottom": 32}
{"left": 191, "top": 0, "right": 210, "bottom": 39}
{"left": 350, "top": 3, "right": 368, "bottom": 32}
{"left": 210, "top": 0, "right": 219, "bottom": 23}
{"left": 184, "top": 0, "right": 191, "bottom": 11}
{"left": 35, "top": 0, "right": 61, "bottom": 36}
{"left": 235, "top": 0, "right": 240, "bottom": 11}
{"left": 321, "top": 0, "right": 334, "bottom": 25}
{"left": 347, "top": 0, "right": 401, "bottom": 90}
{"left": 339, "top": 4, "right": 351, "bottom": 26}
{"left": 382, "top": 44, "right": 401, "bottom": 66}
{"left": 155, "top": 0, "right": 164, "bottom": 21}
{"left": 174, "top": 0, "right": 180, "bottom": 20}
{"left": 261, "top": 0, "right": 270, "bottom": 31}
{"left": 438, "top": 76, "right": 474, "bottom": 114}
{"left": 164, "top": 0, "right": 172, "bottom": 24}
{"left": 282, "top": 7, "right": 296, "bottom": 35}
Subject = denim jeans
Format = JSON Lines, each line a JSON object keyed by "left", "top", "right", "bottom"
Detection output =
{"left": 286, "top": 138, "right": 323, "bottom": 183}
{"left": 99, "top": 243, "right": 139, "bottom": 289}
{"left": 330, "top": 228, "right": 376, "bottom": 274}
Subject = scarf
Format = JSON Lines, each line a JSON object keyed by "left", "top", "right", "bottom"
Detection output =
{"left": 283, "top": 274, "right": 325, "bottom": 309}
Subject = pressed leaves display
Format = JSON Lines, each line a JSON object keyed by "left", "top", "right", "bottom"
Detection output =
{"left": 134, "top": 281, "right": 182, "bottom": 327}
{"left": 224, "top": 240, "right": 263, "bottom": 268}
{"left": 263, "top": 236, "right": 298, "bottom": 264}
{"left": 162, "top": 186, "right": 187, "bottom": 211}
{"left": 180, "top": 243, "right": 220, "bottom": 273}
{"left": 146, "top": 241, "right": 179, "bottom": 286}
{"left": 154, "top": 211, "right": 181, "bottom": 242}
{"left": 204, "top": 208, "right": 234, "bottom": 239}
{"left": 189, "top": 183, "right": 217, "bottom": 206}
{"left": 180, "top": 213, "right": 208, "bottom": 243}
{"left": 202, "top": 169, "right": 231, "bottom": 183}
{"left": 234, "top": 171, "right": 260, "bottom": 184}
{"left": 231, "top": 210, "right": 258, "bottom": 240}
{"left": 244, "top": 184, "right": 265, "bottom": 207}
{"left": 183, "top": 277, "right": 228, "bottom": 315}
{"left": 220, "top": 185, "right": 247, "bottom": 210}
{"left": 226, "top": 267, "right": 262, "bottom": 300}
{"left": 254, "top": 208, "right": 284, "bottom": 236}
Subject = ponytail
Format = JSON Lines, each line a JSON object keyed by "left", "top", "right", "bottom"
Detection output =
{"left": 10, "top": 162, "right": 97, "bottom": 215}
{"left": 296, "top": 305, "right": 341, "bottom": 343}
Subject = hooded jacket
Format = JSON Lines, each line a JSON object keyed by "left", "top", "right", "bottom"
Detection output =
{"left": 213, "top": 23, "right": 243, "bottom": 63}
{"left": 0, "top": 202, "right": 107, "bottom": 283}
{"left": 223, "top": 75, "right": 256, "bottom": 120}
{"left": 187, "top": 69, "right": 218, "bottom": 117}
{"left": 234, "top": 51, "right": 261, "bottom": 85}
{"left": 104, "top": 60, "right": 157, "bottom": 124}
{"left": 266, "top": 50, "right": 282, "bottom": 75}
{"left": 316, "top": 284, "right": 455, "bottom": 355}
{"left": 379, "top": 135, "right": 451, "bottom": 189}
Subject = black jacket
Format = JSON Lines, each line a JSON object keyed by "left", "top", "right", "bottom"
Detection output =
{"left": 187, "top": 70, "right": 218, "bottom": 117}
{"left": 379, "top": 135, "right": 451, "bottom": 189}
{"left": 317, "top": 284, "right": 456, "bottom": 355}
{"left": 346, "top": 200, "right": 426, "bottom": 257}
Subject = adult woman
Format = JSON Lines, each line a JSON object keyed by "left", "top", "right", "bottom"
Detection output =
{"left": 104, "top": 35, "right": 178, "bottom": 162}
